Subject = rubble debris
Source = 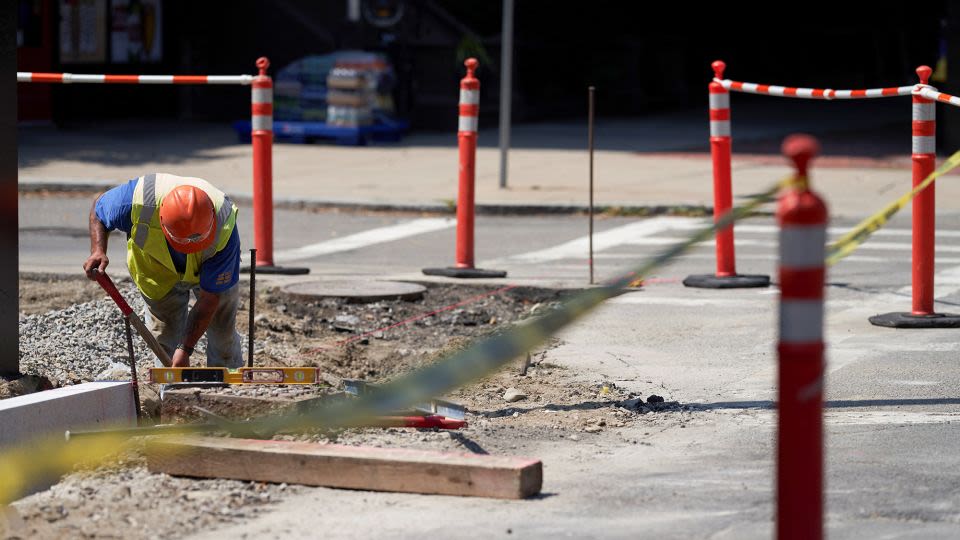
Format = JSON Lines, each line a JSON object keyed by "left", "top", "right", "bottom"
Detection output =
{"left": 0, "top": 374, "right": 54, "bottom": 399}
{"left": 503, "top": 387, "right": 527, "bottom": 403}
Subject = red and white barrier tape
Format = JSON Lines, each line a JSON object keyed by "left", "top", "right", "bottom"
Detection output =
{"left": 17, "top": 72, "right": 253, "bottom": 85}
{"left": 718, "top": 79, "right": 913, "bottom": 100}
{"left": 918, "top": 86, "right": 960, "bottom": 108}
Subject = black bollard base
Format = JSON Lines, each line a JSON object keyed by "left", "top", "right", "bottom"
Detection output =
{"left": 869, "top": 312, "right": 960, "bottom": 329}
{"left": 683, "top": 273, "right": 770, "bottom": 289}
{"left": 241, "top": 265, "right": 310, "bottom": 276}
{"left": 422, "top": 267, "right": 507, "bottom": 279}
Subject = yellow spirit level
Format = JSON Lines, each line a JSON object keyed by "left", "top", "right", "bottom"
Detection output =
{"left": 149, "top": 367, "right": 319, "bottom": 385}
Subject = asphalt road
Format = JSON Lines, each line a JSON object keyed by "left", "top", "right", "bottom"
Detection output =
{"left": 18, "top": 195, "right": 960, "bottom": 539}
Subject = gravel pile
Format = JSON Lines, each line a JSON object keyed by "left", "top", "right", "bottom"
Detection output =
{"left": 11, "top": 460, "right": 300, "bottom": 540}
{"left": 212, "top": 384, "right": 327, "bottom": 399}
{"left": 17, "top": 283, "right": 222, "bottom": 386}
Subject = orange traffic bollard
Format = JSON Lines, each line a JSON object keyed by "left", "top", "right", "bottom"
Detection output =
{"left": 423, "top": 58, "right": 506, "bottom": 279}
{"left": 870, "top": 66, "right": 960, "bottom": 327}
{"left": 248, "top": 57, "right": 308, "bottom": 275}
{"left": 685, "top": 60, "right": 769, "bottom": 289}
{"left": 776, "top": 134, "right": 827, "bottom": 540}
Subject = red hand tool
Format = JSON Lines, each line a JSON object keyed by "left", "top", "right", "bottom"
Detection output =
{"left": 91, "top": 269, "right": 172, "bottom": 367}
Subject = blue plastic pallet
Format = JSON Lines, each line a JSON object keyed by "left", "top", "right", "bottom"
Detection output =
{"left": 232, "top": 118, "right": 408, "bottom": 146}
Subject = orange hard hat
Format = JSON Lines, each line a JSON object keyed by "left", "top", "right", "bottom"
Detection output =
{"left": 159, "top": 185, "right": 216, "bottom": 254}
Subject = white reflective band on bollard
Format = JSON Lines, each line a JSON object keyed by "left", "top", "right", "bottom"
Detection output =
{"left": 913, "top": 136, "right": 936, "bottom": 155}
{"left": 709, "top": 93, "right": 729, "bottom": 108}
{"left": 913, "top": 102, "right": 935, "bottom": 121}
{"left": 710, "top": 121, "right": 731, "bottom": 137}
{"left": 779, "top": 227, "right": 827, "bottom": 268}
{"left": 459, "top": 89, "right": 480, "bottom": 105}
{"left": 779, "top": 300, "right": 824, "bottom": 343}
{"left": 251, "top": 115, "right": 272, "bottom": 131}
{"left": 252, "top": 88, "right": 272, "bottom": 104}
{"left": 458, "top": 116, "right": 478, "bottom": 133}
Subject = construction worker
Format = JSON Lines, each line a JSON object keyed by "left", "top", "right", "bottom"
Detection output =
{"left": 83, "top": 173, "right": 242, "bottom": 369}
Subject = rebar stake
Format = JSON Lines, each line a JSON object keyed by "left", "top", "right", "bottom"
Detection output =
{"left": 248, "top": 248, "right": 257, "bottom": 368}
{"left": 124, "top": 317, "right": 141, "bottom": 423}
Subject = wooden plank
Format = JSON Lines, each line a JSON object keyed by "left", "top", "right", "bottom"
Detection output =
{"left": 146, "top": 436, "right": 542, "bottom": 499}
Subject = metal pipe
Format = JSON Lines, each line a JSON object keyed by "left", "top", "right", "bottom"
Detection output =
{"left": 498, "top": 0, "right": 514, "bottom": 189}
{"left": 588, "top": 86, "right": 596, "bottom": 285}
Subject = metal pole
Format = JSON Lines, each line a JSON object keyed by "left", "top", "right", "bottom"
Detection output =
{"left": 498, "top": 0, "right": 514, "bottom": 189}
{"left": 0, "top": 2, "right": 17, "bottom": 376}
{"left": 588, "top": 86, "right": 596, "bottom": 285}
{"left": 124, "top": 318, "right": 142, "bottom": 423}
{"left": 248, "top": 248, "right": 257, "bottom": 368}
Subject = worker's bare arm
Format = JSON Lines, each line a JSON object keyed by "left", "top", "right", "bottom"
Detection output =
{"left": 83, "top": 193, "right": 110, "bottom": 278}
{"left": 170, "top": 289, "right": 221, "bottom": 367}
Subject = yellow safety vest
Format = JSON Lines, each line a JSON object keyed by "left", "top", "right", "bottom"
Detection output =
{"left": 127, "top": 173, "right": 238, "bottom": 300}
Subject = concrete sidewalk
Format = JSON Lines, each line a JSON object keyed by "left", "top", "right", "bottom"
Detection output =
{"left": 18, "top": 100, "right": 960, "bottom": 219}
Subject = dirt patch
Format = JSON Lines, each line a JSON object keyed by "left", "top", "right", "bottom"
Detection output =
{"left": 246, "top": 281, "right": 571, "bottom": 380}
{"left": 11, "top": 273, "right": 691, "bottom": 539}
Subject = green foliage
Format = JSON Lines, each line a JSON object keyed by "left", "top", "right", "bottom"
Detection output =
{"left": 455, "top": 34, "right": 494, "bottom": 69}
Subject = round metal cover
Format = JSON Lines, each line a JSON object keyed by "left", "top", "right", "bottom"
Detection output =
{"left": 281, "top": 280, "right": 426, "bottom": 303}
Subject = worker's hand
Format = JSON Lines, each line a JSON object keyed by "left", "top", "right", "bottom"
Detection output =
{"left": 171, "top": 348, "right": 191, "bottom": 368}
{"left": 83, "top": 250, "right": 110, "bottom": 279}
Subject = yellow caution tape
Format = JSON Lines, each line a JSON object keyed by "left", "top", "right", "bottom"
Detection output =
{"left": 826, "top": 149, "right": 960, "bottom": 266}
{"left": 0, "top": 432, "right": 130, "bottom": 503}
{"left": 236, "top": 177, "right": 794, "bottom": 438}
{"left": 0, "top": 177, "right": 796, "bottom": 504}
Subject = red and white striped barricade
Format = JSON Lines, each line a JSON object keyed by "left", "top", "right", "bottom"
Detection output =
{"left": 685, "top": 60, "right": 912, "bottom": 290}
{"left": 423, "top": 58, "right": 506, "bottom": 279}
{"left": 17, "top": 58, "right": 308, "bottom": 275}
{"left": 870, "top": 67, "right": 960, "bottom": 327}
{"left": 776, "top": 134, "right": 827, "bottom": 540}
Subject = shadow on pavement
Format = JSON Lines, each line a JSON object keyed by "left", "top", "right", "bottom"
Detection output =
{"left": 695, "top": 398, "right": 960, "bottom": 410}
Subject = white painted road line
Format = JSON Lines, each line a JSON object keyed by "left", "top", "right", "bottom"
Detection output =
{"left": 607, "top": 295, "right": 760, "bottom": 307}
{"left": 608, "top": 293, "right": 867, "bottom": 309}
{"left": 504, "top": 217, "right": 701, "bottom": 263}
{"left": 670, "top": 221, "right": 960, "bottom": 238}
{"left": 897, "top": 264, "right": 960, "bottom": 299}
{"left": 594, "top": 253, "right": 960, "bottom": 264}
{"left": 624, "top": 237, "right": 960, "bottom": 253}
{"left": 272, "top": 218, "right": 455, "bottom": 263}
{"left": 713, "top": 409, "right": 960, "bottom": 426}
{"left": 823, "top": 411, "right": 960, "bottom": 426}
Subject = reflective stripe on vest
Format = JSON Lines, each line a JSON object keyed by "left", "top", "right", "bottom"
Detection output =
{"left": 133, "top": 173, "right": 157, "bottom": 248}
{"left": 201, "top": 199, "right": 237, "bottom": 260}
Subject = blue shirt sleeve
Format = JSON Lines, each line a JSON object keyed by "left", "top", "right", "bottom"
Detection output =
{"left": 199, "top": 228, "right": 241, "bottom": 294}
{"left": 94, "top": 179, "right": 138, "bottom": 233}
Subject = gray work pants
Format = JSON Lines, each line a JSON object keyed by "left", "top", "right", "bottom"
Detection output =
{"left": 141, "top": 282, "right": 243, "bottom": 368}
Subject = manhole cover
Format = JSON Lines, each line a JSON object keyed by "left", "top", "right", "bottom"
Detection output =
{"left": 281, "top": 280, "right": 426, "bottom": 303}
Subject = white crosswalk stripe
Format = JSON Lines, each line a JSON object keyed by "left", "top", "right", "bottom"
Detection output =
{"left": 500, "top": 217, "right": 701, "bottom": 263}
{"left": 270, "top": 218, "right": 455, "bottom": 263}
